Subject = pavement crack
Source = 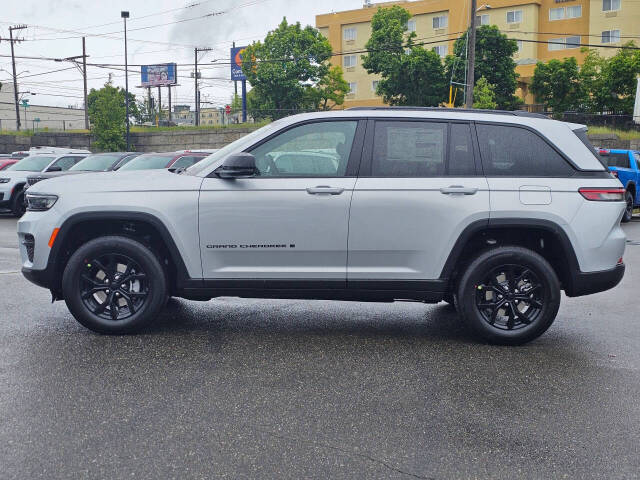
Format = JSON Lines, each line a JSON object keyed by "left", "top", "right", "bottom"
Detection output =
{"left": 254, "top": 427, "right": 435, "bottom": 479}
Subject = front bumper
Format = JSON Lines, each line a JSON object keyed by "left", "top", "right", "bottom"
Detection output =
{"left": 565, "top": 263, "right": 625, "bottom": 297}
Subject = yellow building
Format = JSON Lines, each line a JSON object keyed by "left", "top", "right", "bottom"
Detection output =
{"left": 316, "top": 0, "right": 640, "bottom": 108}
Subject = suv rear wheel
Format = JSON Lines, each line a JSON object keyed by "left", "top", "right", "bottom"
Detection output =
{"left": 62, "top": 236, "right": 167, "bottom": 334}
{"left": 456, "top": 246, "right": 561, "bottom": 345}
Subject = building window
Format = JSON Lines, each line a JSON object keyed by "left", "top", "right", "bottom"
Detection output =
{"left": 475, "top": 14, "right": 489, "bottom": 26}
{"left": 433, "top": 45, "right": 447, "bottom": 57}
{"left": 548, "top": 38, "right": 565, "bottom": 51}
{"left": 432, "top": 15, "right": 448, "bottom": 29}
{"left": 566, "top": 36, "right": 581, "bottom": 48}
{"left": 348, "top": 82, "right": 357, "bottom": 94}
{"left": 343, "top": 55, "right": 357, "bottom": 68}
{"left": 549, "top": 7, "right": 565, "bottom": 20}
{"left": 507, "top": 10, "right": 523, "bottom": 23}
{"left": 407, "top": 19, "right": 416, "bottom": 32}
{"left": 567, "top": 5, "right": 582, "bottom": 18}
{"left": 372, "top": 80, "right": 379, "bottom": 92}
{"left": 603, "top": 0, "right": 621, "bottom": 11}
{"left": 602, "top": 29, "right": 621, "bottom": 43}
{"left": 343, "top": 27, "right": 356, "bottom": 41}
{"left": 517, "top": 40, "right": 523, "bottom": 54}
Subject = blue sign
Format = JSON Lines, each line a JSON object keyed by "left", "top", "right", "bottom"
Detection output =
{"left": 141, "top": 63, "right": 177, "bottom": 87}
{"left": 231, "top": 46, "right": 248, "bottom": 81}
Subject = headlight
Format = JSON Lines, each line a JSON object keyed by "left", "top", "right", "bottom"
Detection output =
{"left": 26, "top": 193, "right": 58, "bottom": 211}
{"left": 0, "top": 178, "right": 10, "bottom": 183}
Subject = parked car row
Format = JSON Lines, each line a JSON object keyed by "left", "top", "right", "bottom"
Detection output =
{"left": 0, "top": 148, "right": 216, "bottom": 217}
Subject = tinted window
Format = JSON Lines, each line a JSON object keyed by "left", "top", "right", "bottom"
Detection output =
{"left": 448, "top": 123, "right": 476, "bottom": 176}
{"left": 171, "top": 155, "right": 204, "bottom": 169}
{"left": 372, "top": 121, "right": 447, "bottom": 177}
{"left": 633, "top": 153, "right": 640, "bottom": 169}
{"left": 70, "top": 154, "right": 123, "bottom": 171}
{"left": 603, "top": 153, "right": 631, "bottom": 169}
{"left": 8, "top": 156, "right": 56, "bottom": 171}
{"left": 250, "top": 121, "right": 357, "bottom": 177}
{"left": 119, "top": 154, "right": 175, "bottom": 171}
{"left": 476, "top": 124, "right": 573, "bottom": 176}
{"left": 52, "top": 156, "right": 84, "bottom": 171}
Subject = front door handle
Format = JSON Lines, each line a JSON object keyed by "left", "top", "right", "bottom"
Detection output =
{"left": 440, "top": 185, "right": 478, "bottom": 195}
{"left": 306, "top": 186, "right": 344, "bottom": 195}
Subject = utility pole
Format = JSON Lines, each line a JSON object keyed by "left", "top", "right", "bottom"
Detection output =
{"left": 465, "top": 0, "right": 478, "bottom": 108}
{"left": 56, "top": 42, "right": 90, "bottom": 130}
{"left": 6, "top": 25, "right": 27, "bottom": 130}
{"left": 82, "top": 37, "right": 88, "bottom": 130}
{"left": 194, "top": 47, "right": 211, "bottom": 126}
{"left": 121, "top": 11, "right": 130, "bottom": 150}
{"left": 168, "top": 86, "right": 172, "bottom": 123}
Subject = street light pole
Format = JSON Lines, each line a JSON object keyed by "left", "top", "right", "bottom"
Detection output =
{"left": 465, "top": 0, "right": 478, "bottom": 108}
{"left": 121, "top": 11, "right": 130, "bottom": 150}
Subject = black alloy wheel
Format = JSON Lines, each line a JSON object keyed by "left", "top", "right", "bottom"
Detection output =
{"left": 456, "top": 246, "right": 561, "bottom": 345}
{"left": 475, "top": 265, "right": 544, "bottom": 331}
{"left": 80, "top": 253, "right": 148, "bottom": 321}
{"left": 11, "top": 190, "right": 26, "bottom": 217}
{"left": 62, "top": 236, "right": 167, "bottom": 334}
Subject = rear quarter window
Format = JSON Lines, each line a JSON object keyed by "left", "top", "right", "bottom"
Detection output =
{"left": 476, "top": 124, "right": 574, "bottom": 177}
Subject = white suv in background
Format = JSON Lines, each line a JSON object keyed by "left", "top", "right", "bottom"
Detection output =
{"left": 18, "top": 109, "right": 626, "bottom": 344}
{"left": 0, "top": 148, "right": 90, "bottom": 216}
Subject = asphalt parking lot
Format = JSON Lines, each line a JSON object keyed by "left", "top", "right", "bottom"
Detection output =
{"left": 0, "top": 212, "right": 639, "bottom": 479}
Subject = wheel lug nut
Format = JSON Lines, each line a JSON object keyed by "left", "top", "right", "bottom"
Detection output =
{"left": 105, "top": 289, "right": 110, "bottom": 294}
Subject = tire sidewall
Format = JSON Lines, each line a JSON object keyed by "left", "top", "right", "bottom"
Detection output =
{"left": 457, "top": 247, "right": 560, "bottom": 345}
{"left": 11, "top": 190, "right": 25, "bottom": 217}
{"left": 62, "top": 236, "right": 167, "bottom": 334}
{"left": 622, "top": 191, "right": 633, "bottom": 223}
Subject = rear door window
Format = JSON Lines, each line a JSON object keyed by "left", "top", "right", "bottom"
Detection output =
{"left": 603, "top": 153, "right": 631, "bottom": 169}
{"left": 476, "top": 124, "right": 574, "bottom": 176}
{"left": 371, "top": 121, "right": 447, "bottom": 177}
{"left": 448, "top": 123, "right": 477, "bottom": 176}
{"left": 171, "top": 155, "right": 205, "bottom": 169}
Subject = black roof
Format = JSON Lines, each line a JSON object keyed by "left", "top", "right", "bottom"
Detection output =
{"left": 347, "top": 106, "right": 549, "bottom": 119}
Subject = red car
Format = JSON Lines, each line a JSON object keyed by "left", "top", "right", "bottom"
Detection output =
{"left": 0, "top": 159, "right": 19, "bottom": 171}
{"left": 117, "top": 151, "right": 210, "bottom": 171}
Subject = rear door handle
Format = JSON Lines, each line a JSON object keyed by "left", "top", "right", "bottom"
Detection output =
{"left": 306, "top": 186, "right": 344, "bottom": 195}
{"left": 440, "top": 185, "right": 478, "bottom": 195}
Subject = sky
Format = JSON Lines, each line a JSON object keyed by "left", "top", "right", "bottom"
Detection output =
{"left": 1, "top": 0, "right": 366, "bottom": 111}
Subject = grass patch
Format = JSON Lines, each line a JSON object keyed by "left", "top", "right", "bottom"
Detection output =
{"left": 587, "top": 126, "right": 640, "bottom": 140}
{"left": 0, "top": 129, "right": 34, "bottom": 137}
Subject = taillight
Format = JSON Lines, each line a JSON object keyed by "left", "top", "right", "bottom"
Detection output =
{"left": 579, "top": 187, "right": 625, "bottom": 201}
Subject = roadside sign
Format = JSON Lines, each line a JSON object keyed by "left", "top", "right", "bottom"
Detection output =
{"left": 225, "top": 104, "right": 231, "bottom": 115}
{"left": 230, "top": 46, "right": 248, "bottom": 81}
{"left": 21, "top": 99, "right": 29, "bottom": 107}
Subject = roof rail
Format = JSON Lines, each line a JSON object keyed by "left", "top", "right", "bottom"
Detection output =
{"left": 347, "top": 106, "right": 549, "bottom": 119}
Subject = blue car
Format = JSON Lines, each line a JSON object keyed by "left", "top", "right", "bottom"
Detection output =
{"left": 599, "top": 148, "right": 639, "bottom": 222}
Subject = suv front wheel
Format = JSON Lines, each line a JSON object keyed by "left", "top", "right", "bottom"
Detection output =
{"left": 456, "top": 246, "right": 561, "bottom": 345}
{"left": 62, "top": 236, "right": 168, "bottom": 334}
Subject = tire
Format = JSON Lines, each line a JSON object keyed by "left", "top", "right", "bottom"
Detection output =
{"left": 10, "top": 189, "right": 26, "bottom": 217}
{"left": 622, "top": 190, "right": 634, "bottom": 223}
{"left": 62, "top": 236, "right": 168, "bottom": 334}
{"left": 442, "top": 293, "right": 456, "bottom": 309}
{"left": 456, "top": 246, "right": 561, "bottom": 345}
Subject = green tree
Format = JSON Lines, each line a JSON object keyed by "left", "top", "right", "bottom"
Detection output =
{"left": 531, "top": 57, "right": 585, "bottom": 114}
{"left": 361, "top": 6, "right": 447, "bottom": 106}
{"left": 230, "top": 93, "right": 242, "bottom": 113}
{"left": 446, "top": 25, "right": 521, "bottom": 110}
{"left": 579, "top": 44, "right": 640, "bottom": 114}
{"left": 241, "top": 18, "right": 333, "bottom": 119}
{"left": 87, "top": 82, "right": 134, "bottom": 151}
{"left": 473, "top": 77, "right": 498, "bottom": 109}
{"left": 306, "top": 65, "right": 350, "bottom": 110}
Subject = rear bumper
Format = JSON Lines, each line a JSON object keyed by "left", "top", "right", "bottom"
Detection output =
{"left": 565, "top": 263, "right": 625, "bottom": 297}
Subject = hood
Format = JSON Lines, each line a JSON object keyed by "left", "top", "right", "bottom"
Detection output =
{"left": 27, "top": 169, "right": 203, "bottom": 195}
{"left": 27, "top": 170, "right": 85, "bottom": 181}
{"left": 0, "top": 170, "right": 31, "bottom": 180}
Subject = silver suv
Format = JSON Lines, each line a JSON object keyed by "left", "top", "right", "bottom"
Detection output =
{"left": 17, "top": 108, "right": 626, "bottom": 344}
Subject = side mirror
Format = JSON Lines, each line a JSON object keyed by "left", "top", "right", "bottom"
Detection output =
{"left": 46, "top": 165, "right": 62, "bottom": 172}
{"left": 215, "top": 152, "right": 258, "bottom": 179}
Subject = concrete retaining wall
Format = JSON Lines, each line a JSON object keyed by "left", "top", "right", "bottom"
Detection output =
{"left": 0, "top": 126, "right": 262, "bottom": 154}
{"left": 0, "top": 127, "right": 637, "bottom": 154}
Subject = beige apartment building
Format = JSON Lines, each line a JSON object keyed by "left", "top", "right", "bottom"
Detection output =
{"left": 316, "top": 0, "right": 640, "bottom": 108}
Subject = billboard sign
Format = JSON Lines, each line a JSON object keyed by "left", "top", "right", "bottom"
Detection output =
{"left": 141, "top": 63, "right": 177, "bottom": 87}
{"left": 230, "top": 46, "right": 248, "bottom": 81}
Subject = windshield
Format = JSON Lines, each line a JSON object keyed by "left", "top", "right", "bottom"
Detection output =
{"left": 186, "top": 122, "right": 278, "bottom": 175}
{"left": 118, "top": 154, "right": 175, "bottom": 171}
{"left": 6, "top": 156, "right": 56, "bottom": 172}
{"left": 70, "top": 154, "right": 123, "bottom": 171}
